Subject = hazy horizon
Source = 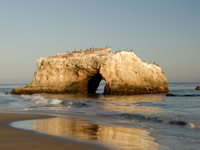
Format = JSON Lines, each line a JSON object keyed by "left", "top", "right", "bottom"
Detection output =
{"left": 1, "top": 0, "right": 200, "bottom": 84}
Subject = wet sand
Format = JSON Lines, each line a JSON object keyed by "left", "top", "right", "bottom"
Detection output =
{"left": 0, "top": 113, "right": 110, "bottom": 150}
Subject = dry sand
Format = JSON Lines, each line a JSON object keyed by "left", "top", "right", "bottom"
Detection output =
{"left": 0, "top": 113, "right": 110, "bottom": 150}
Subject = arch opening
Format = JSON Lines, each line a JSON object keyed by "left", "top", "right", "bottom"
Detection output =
{"left": 88, "top": 73, "right": 105, "bottom": 94}
{"left": 96, "top": 80, "right": 106, "bottom": 94}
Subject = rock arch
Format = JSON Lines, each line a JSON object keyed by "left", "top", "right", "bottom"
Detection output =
{"left": 12, "top": 48, "right": 169, "bottom": 95}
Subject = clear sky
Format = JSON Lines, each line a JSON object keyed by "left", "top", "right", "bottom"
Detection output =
{"left": 1, "top": 0, "right": 200, "bottom": 84}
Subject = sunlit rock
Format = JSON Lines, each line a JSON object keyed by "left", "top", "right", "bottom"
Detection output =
{"left": 100, "top": 51, "right": 168, "bottom": 94}
{"left": 12, "top": 47, "right": 168, "bottom": 95}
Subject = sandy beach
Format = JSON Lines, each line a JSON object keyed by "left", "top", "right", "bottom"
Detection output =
{"left": 0, "top": 113, "right": 110, "bottom": 150}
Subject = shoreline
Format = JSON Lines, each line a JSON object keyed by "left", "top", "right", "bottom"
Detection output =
{"left": 0, "top": 112, "right": 111, "bottom": 150}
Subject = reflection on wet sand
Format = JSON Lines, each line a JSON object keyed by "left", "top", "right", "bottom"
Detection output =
{"left": 33, "top": 116, "right": 159, "bottom": 150}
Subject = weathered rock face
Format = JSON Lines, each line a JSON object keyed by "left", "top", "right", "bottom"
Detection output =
{"left": 12, "top": 47, "right": 169, "bottom": 95}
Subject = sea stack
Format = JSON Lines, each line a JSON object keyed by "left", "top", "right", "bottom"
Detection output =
{"left": 195, "top": 86, "right": 200, "bottom": 90}
{"left": 12, "top": 47, "right": 169, "bottom": 95}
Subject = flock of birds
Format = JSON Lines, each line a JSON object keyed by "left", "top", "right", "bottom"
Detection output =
{"left": 66, "top": 46, "right": 135, "bottom": 54}
{"left": 64, "top": 46, "right": 159, "bottom": 66}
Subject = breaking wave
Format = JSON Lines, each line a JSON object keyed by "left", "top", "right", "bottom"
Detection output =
{"left": 20, "top": 95, "right": 64, "bottom": 106}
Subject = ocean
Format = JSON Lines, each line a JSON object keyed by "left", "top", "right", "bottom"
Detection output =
{"left": 0, "top": 82, "right": 200, "bottom": 150}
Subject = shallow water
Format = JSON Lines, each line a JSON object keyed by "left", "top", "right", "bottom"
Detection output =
{"left": 1, "top": 83, "right": 200, "bottom": 150}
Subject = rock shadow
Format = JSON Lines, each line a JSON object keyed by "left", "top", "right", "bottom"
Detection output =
{"left": 87, "top": 73, "right": 103, "bottom": 94}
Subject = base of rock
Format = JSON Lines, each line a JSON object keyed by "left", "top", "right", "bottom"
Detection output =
{"left": 12, "top": 87, "right": 67, "bottom": 94}
{"left": 12, "top": 86, "right": 169, "bottom": 95}
{"left": 104, "top": 85, "right": 169, "bottom": 95}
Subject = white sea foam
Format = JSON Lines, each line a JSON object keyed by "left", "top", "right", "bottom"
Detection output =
{"left": 188, "top": 122, "right": 196, "bottom": 129}
{"left": 20, "top": 95, "right": 63, "bottom": 106}
{"left": 188, "top": 122, "right": 200, "bottom": 129}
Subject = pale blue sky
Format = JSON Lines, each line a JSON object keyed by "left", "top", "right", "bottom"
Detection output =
{"left": 1, "top": 0, "right": 200, "bottom": 84}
